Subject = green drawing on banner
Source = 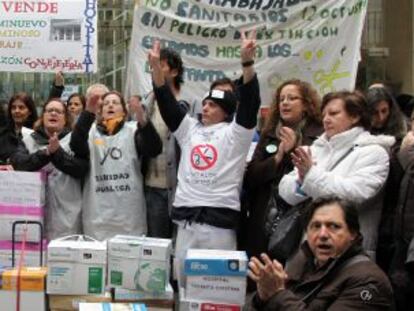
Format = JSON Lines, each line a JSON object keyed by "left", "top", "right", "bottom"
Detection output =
{"left": 304, "top": 51, "right": 312, "bottom": 61}
{"left": 303, "top": 49, "right": 325, "bottom": 62}
{"left": 313, "top": 60, "right": 350, "bottom": 94}
{"left": 316, "top": 50, "right": 324, "bottom": 59}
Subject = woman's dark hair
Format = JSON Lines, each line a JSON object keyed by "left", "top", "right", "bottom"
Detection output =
{"left": 7, "top": 92, "right": 38, "bottom": 129}
{"left": 262, "top": 79, "right": 321, "bottom": 135}
{"left": 304, "top": 196, "right": 361, "bottom": 235}
{"left": 67, "top": 93, "right": 86, "bottom": 110}
{"left": 34, "top": 98, "right": 72, "bottom": 131}
{"left": 0, "top": 103, "right": 7, "bottom": 127}
{"left": 321, "top": 90, "right": 371, "bottom": 131}
{"left": 366, "top": 87, "right": 407, "bottom": 139}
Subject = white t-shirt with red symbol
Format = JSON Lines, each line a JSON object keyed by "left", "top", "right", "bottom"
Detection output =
{"left": 173, "top": 115, "right": 254, "bottom": 211}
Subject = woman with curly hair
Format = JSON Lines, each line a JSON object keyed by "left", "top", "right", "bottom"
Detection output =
{"left": 242, "top": 79, "right": 323, "bottom": 267}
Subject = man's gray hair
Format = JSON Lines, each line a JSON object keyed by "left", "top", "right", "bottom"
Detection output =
{"left": 85, "top": 83, "right": 109, "bottom": 99}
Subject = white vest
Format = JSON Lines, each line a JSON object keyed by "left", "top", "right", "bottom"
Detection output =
{"left": 23, "top": 132, "right": 82, "bottom": 240}
{"left": 82, "top": 122, "right": 147, "bottom": 241}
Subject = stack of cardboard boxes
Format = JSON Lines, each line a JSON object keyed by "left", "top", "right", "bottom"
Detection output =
{"left": 108, "top": 235, "right": 173, "bottom": 310}
{"left": 47, "top": 235, "right": 110, "bottom": 311}
{"left": 0, "top": 267, "right": 47, "bottom": 311}
{"left": 0, "top": 171, "right": 46, "bottom": 267}
{"left": 180, "top": 249, "right": 248, "bottom": 311}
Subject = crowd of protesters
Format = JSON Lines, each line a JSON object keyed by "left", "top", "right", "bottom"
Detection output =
{"left": 0, "top": 32, "right": 414, "bottom": 309}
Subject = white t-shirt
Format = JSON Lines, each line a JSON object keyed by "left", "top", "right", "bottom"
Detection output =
{"left": 173, "top": 115, "right": 254, "bottom": 211}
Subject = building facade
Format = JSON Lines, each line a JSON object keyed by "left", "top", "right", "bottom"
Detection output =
{"left": 0, "top": 0, "right": 412, "bottom": 107}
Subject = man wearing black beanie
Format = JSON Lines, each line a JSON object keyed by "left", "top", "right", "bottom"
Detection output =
{"left": 149, "top": 30, "right": 261, "bottom": 287}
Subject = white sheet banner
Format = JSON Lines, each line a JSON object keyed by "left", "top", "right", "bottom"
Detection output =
{"left": 0, "top": 0, "right": 98, "bottom": 73}
{"left": 126, "top": 0, "right": 368, "bottom": 105}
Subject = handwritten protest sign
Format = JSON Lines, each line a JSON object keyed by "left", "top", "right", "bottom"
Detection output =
{"left": 125, "top": 0, "right": 367, "bottom": 105}
{"left": 0, "top": 0, "right": 98, "bottom": 73}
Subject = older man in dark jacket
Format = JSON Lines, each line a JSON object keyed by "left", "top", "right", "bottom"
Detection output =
{"left": 248, "top": 196, "right": 393, "bottom": 310}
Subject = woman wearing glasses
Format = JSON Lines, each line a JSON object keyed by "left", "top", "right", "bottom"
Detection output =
{"left": 69, "top": 91, "right": 162, "bottom": 241}
{"left": 11, "top": 98, "right": 87, "bottom": 240}
{"left": 279, "top": 91, "right": 395, "bottom": 260}
{"left": 242, "top": 80, "right": 323, "bottom": 268}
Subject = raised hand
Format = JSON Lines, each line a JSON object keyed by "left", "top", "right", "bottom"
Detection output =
{"left": 248, "top": 253, "right": 287, "bottom": 301}
{"left": 401, "top": 131, "right": 414, "bottom": 150}
{"left": 148, "top": 40, "right": 164, "bottom": 87}
{"left": 240, "top": 29, "right": 257, "bottom": 63}
{"left": 86, "top": 94, "right": 100, "bottom": 115}
{"left": 291, "top": 146, "right": 313, "bottom": 182}
{"left": 279, "top": 126, "right": 297, "bottom": 153}
{"left": 47, "top": 132, "right": 60, "bottom": 154}
{"left": 148, "top": 40, "right": 161, "bottom": 70}
{"left": 129, "top": 96, "right": 147, "bottom": 126}
{"left": 54, "top": 71, "right": 64, "bottom": 87}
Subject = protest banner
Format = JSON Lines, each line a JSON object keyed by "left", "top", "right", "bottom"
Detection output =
{"left": 0, "top": 0, "right": 98, "bottom": 73}
{"left": 125, "top": 0, "right": 368, "bottom": 105}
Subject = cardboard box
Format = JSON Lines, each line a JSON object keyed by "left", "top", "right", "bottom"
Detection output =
{"left": 79, "top": 303, "right": 147, "bottom": 311}
{"left": 0, "top": 267, "right": 47, "bottom": 311}
{"left": 0, "top": 239, "right": 46, "bottom": 267}
{"left": 49, "top": 292, "right": 112, "bottom": 310}
{"left": 179, "top": 299, "right": 242, "bottom": 311}
{"left": 0, "top": 213, "right": 44, "bottom": 242}
{"left": 184, "top": 249, "right": 247, "bottom": 305}
{"left": 108, "top": 235, "right": 172, "bottom": 291}
{"left": 0, "top": 171, "right": 45, "bottom": 242}
{"left": 179, "top": 289, "right": 243, "bottom": 311}
{"left": 0, "top": 171, "right": 45, "bottom": 207}
{"left": 47, "top": 235, "right": 106, "bottom": 295}
{"left": 114, "top": 283, "right": 174, "bottom": 301}
{"left": 0, "top": 290, "right": 46, "bottom": 311}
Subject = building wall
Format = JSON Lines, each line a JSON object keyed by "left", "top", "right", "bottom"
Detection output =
{"left": 384, "top": 0, "right": 413, "bottom": 93}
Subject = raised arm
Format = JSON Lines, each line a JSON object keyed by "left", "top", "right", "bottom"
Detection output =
{"left": 69, "top": 95, "right": 99, "bottom": 158}
{"left": 47, "top": 133, "right": 89, "bottom": 179}
{"left": 11, "top": 139, "right": 50, "bottom": 171}
{"left": 129, "top": 93, "right": 162, "bottom": 157}
{"left": 236, "top": 30, "right": 261, "bottom": 129}
{"left": 148, "top": 40, "right": 186, "bottom": 132}
{"left": 48, "top": 71, "right": 65, "bottom": 99}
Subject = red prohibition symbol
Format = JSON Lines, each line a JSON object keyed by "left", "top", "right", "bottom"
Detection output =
{"left": 190, "top": 144, "right": 218, "bottom": 170}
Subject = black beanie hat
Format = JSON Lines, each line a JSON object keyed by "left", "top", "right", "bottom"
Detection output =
{"left": 203, "top": 89, "right": 238, "bottom": 116}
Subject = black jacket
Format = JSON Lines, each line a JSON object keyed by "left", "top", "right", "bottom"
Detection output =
{"left": 11, "top": 127, "right": 88, "bottom": 179}
{"left": 69, "top": 111, "right": 162, "bottom": 160}
{"left": 241, "top": 120, "right": 322, "bottom": 260}
{"left": 0, "top": 127, "right": 20, "bottom": 164}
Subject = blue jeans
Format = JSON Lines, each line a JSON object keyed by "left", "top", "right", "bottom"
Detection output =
{"left": 145, "top": 186, "right": 173, "bottom": 238}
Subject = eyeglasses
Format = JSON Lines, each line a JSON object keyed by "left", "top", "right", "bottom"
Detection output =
{"left": 44, "top": 108, "right": 64, "bottom": 115}
{"left": 279, "top": 95, "right": 303, "bottom": 102}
